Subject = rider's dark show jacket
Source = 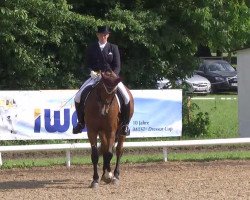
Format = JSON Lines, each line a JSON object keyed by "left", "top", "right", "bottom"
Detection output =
{"left": 85, "top": 42, "right": 121, "bottom": 75}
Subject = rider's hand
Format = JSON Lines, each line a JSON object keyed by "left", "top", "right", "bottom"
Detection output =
{"left": 90, "top": 70, "right": 99, "bottom": 79}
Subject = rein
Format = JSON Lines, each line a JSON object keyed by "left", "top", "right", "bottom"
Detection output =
{"left": 102, "top": 82, "right": 118, "bottom": 95}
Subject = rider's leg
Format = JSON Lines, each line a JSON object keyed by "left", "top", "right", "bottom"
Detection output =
{"left": 117, "top": 82, "right": 131, "bottom": 136}
{"left": 73, "top": 86, "right": 92, "bottom": 134}
{"left": 74, "top": 101, "right": 84, "bottom": 129}
{"left": 73, "top": 77, "right": 96, "bottom": 134}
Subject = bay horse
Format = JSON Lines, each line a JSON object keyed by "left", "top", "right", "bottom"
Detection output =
{"left": 84, "top": 70, "right": 134, "bottom": 188}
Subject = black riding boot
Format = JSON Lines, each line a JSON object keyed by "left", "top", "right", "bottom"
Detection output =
{"left": 120, "top": 103, "right": 131, "bottom": 136}
{"left": 73, "top": 101, "right": 85, "bottom": 134}
{"left": 73, "top": 86, "right": 92, "bottom": 134}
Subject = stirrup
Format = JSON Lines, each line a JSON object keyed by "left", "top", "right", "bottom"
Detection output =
{"left": 73, "top": 122, "right": 85, "bottom": 134}
{"left": 119, "top": 124, "right": 130, "bottom": 136}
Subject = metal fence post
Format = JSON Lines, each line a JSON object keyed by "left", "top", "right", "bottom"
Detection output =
{"left": 66, "top": 150, "right": 71, "bottom": 168}
{"left": 163, "top": 147, "right": 168, "bottom": 162}
{"left": 0, "top": 152, "right": 2, "bottom": 166}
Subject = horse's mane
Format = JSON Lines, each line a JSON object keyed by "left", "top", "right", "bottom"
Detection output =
{"left": 101, "top": 70, "right": 121, "bottom": 88}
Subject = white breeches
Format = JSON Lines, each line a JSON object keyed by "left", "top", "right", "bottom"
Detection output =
{"left": 117, "top": 82, "right": 130, "bottom": 105}
{"left": 74, "top": 77, "right": 100, "bottom": 103}
{"left": 74, "top": 77, "right": 130, "bottom": 105}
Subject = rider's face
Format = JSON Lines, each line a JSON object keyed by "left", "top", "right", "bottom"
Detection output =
{"left": 97, "top": 33, "right": 109, "bottom": 44}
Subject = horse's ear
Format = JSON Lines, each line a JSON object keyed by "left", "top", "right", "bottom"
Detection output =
{"left": 106, "top": 69, "right": 113, "bottom": 74}
{"left": 115, "top": 77, "right": 121, "bottom": 85}
{"left": 101, "top": 70, "right": 117, "bottom": 80}
{"left": 101, "top": 70, "right": 121, "bottom": 87}
{"left": 101, "top": 71, "right": 110, "bottom": 79}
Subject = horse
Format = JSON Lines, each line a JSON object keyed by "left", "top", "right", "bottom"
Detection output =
{"left": 84, "top": 70, "right": 134, "bottom": 188}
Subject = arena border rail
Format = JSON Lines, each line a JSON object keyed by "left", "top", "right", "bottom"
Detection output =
{"left": 0, "top": 137, "right": 250, "bottom": 167}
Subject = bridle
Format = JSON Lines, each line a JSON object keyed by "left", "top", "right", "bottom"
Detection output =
{"left": 102, "top": 82, "right": 118, "bottom": 95}
{"left": 97, "top": 80, "right": 118, "bottom": 116}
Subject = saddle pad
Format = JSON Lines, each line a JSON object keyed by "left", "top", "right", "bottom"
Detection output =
{"left": 115, "top": 94, "right": 121, "bottom": 112}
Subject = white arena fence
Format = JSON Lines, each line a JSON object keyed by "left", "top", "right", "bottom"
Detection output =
{"left": 0, "top": 137, "right": 249, "bottom": 168}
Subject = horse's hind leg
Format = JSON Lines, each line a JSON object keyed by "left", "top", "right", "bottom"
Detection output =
{"left": 90, "top": 145, "right": 99, "bottom": 188}
{"left": 113, "top": 135, "right": 126, "bottom": 184}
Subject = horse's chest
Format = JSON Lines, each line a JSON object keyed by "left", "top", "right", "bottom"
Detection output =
{"left": 85, "top": 101, "right": 118, "bottom": 117}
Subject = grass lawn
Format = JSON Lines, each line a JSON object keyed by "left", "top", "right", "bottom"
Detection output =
{"left": 190, "top": 93, "right": 238, "bottom": 138}
{"left": 1, "top": 149, "right": 249, "bottom": 169}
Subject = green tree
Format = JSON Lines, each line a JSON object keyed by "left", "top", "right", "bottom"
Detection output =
{"left": 104, "top": 0, "right": 250, "bottom": 88}
{"left": 0, "top": 0, "right": 97, "bottom": 89}
{"left": 1, "top": 0, "right": 249, "bottom": 89}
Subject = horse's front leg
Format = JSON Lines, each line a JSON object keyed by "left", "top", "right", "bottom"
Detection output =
{"left": 113, "top": 135, "right": 126, "bottom": 185}
{"left": 101, "top": 151, "right": 113, "bottom": 183}
{"left": 90, "top": 145, "right": 99, "bottom": 188}
{"left": 101, "top": 132, "right": 115, "bottom": 184}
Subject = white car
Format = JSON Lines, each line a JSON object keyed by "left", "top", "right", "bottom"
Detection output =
{"left": 157, "top": 74, "right": 211, "bottom": 94}
{"left": 184, "top": 74, "right": 211, "bottom": 94}
{"left": 157, "top": 78, "right": 172, "bottom": 89}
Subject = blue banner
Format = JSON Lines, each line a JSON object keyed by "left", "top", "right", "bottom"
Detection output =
{"left": 0, "top": 89, "right": 182, "bottom": 140}
{"left": 130, "top": 90, "right": 182, "bottom": 138}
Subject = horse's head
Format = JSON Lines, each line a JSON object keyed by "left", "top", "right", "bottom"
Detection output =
{"left": 96, "top": 70, "right": 121, "bottom": 116}
{"left": 101, "top": 70, "right": 121, "bottom": 93}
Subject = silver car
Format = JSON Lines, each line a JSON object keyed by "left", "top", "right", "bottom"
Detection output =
{"left": 157, "top": 74, "right": 211, "bottom": 94}
{"left": 183, "top": 74, "right": 211, "bottom": 94}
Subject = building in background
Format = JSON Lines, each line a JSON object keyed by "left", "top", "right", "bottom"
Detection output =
{"left": 236, "top": 47, "right": 250, "bottom": 138}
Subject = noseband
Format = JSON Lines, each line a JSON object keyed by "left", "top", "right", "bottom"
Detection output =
{"left": 102, "top": 82, "right": 118, "bottom": 95}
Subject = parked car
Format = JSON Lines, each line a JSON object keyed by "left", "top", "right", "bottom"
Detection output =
{"left": 157, "top": 73, "right": 211, "bottom": 94}
{"left": 181, "top": 73, "right": 211, "bottom": 94}
{"left": 157, "top": 78, "right": 172, "bottom": 89}
{"left": 196, "top": 59, "right": 237, "bottom": 93}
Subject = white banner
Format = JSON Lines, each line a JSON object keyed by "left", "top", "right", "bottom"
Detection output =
{"left": 0, "top": 89, "right": 182, "bottom": 140}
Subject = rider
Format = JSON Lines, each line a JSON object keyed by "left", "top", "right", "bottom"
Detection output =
{"left": 73, "top": 25, "right": 131, "bottom": 136}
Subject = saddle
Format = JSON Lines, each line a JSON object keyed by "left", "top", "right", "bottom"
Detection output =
{"left": 82, "top": 70, "right": 124, "bottom": 111}
{"left": 83, "top": 89, "right": 123, "bottom": 114}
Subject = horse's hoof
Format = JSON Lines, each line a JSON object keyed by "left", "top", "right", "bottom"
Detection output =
{"left": 101, "top": 171, "right": 113, "bottom": 184}
{"left": 101, "top": 175, "right": 112, "bottom": 184}
{"left": 112, "top": 177, "right": 119, "bottom": 186}
{"left": 90, "top": 181, "right": 99, "bottom": 189}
